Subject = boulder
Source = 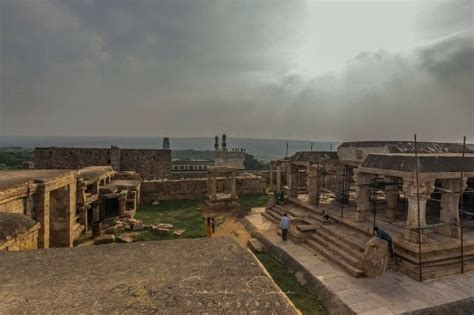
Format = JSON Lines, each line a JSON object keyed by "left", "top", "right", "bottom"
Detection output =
{"left": 94, "top": 234, "right": 115, "bottom": 245}
{"left": 173, "top": 229, "right": 186, "bottom": 236}
{"left": 116, "top": 235, "right": 134, "bottom": 243}
{"left": 156, "top": 223, "right": 173, "bottom": 229}
{"left": 363, "top": 236, "right": 389, "bottom": 277}
{"left": 131, "top": 221, "right": 144, "bottom": 231}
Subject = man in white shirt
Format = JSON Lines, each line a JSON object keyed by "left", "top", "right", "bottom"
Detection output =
{"left": 279, "top": 213, "right": 290, "bottom": 241}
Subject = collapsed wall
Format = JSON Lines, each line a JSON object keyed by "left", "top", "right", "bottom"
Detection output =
{"left": 141, "top": 175, "right": 266, "bottom": 203}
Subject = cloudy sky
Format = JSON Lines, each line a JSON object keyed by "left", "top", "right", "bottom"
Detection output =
{"left": 0, "top": 0, "right": 473, "bottom": 141}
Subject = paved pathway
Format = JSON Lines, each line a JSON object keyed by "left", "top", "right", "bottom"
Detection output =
{"left": 246, "top": 212, "right": 474, "bottom": 315}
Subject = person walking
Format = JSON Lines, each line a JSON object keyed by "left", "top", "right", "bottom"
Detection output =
{"left": 279, "top": 213, "right": 290, "bottom": 241}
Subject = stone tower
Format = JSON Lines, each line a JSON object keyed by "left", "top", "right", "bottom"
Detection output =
{"left": 162, "top": 137, "right": 170, "bottom": 150}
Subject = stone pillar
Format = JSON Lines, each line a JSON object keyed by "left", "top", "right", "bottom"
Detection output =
{"left": 276, "top": 165, "right": 282, "bottom": 193}
{"left": 438, "top": 178, "right": 467, "bottom": 239}
{"left": 118, "top": 194, "right": 127, "bottom": 217}
{"left": 385, "top": 185, "right": 399, "bottom": 220}
{"left": 35, "top": 184, "right": 50, "bottom": 249}
{"left": 269, "top": 166, "right": 274, "bottom": 192}
{"left": 307, "top": 165, "right": 320, "bottom": 205}
{"left": 403, "top": 179, "right": 434, "bottom": 243}
{"left": 354, "top": 172, "right": 372, "bottom": 223}
{"left": 288, "top": 164, "right": 298, "bottom": 198}
{"left": 230, "top": 172, "right": 237, "bottom": 199}
{"left": 65, "top": 184, "right": 76, "bottom": 248}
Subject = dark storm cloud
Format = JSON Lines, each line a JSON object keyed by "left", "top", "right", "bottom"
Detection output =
{"left": 0, "top": 0, "right": 472, "bottom": 141}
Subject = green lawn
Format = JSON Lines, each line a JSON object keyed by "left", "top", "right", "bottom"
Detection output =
{"left": 240, "top": 194, "right": 270, "bottom": 209}
{"left": 133, "top": 199, "right": 205, "bottom": 241}
{"left": 255, "top": 252, "right": 327, "bottom": 315}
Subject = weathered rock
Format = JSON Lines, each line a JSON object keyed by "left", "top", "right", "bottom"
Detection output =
{"left": 173, "top": 229, "right": 186, "bottom": 236}
{"left": 94, "top": 234, "right": 115, "bottom": 245}
{"left": 131, "top": 222, "right": 144, "bottom": 231}
{"left": 105, "top": 227, "right": 116, "bottom": 235}
{"left": 156, "top": 223, "right": 173, "bottom": 229}
{"left": 266, "top": 196, "right": 276, "bottom": 209}
{"left": 363, "top": 236, "right": 389, "bottom": 277}
{"left": 248, "top": 238, "right": 264, "bottom": 253}
{"left": 116, "top": 235, "right": 134, "bottom": 243}
{"left": 115, "top": 224, "right": 125, "bottom": 234}
{"left": 157, "top": 228, "right": 170, "bottom": 233}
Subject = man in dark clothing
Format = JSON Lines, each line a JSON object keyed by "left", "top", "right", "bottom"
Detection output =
{"left": 374, "top": 226, "right": 394, "bottom": 257}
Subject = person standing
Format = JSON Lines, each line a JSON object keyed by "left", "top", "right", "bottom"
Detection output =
{"left": 211, "top": 218, "right": 216, "bottom": 233}
{"left": 374, "top": 226, "right": 394, "bottom": 257}
{"left": 279, "top": 213, "right": 290, "bottom": 241}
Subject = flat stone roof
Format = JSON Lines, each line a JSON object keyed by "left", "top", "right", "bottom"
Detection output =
{"left": 362, "top": 154, "right": 474, "bottom": 173}
{"left": 0, "top": 170, "right": 75, "bottom": 191}
{"left": 0, "top": 213, "right": 39, "bottom": 243}
{"left": 78, "top": 166, "right": 115, "bottom": 182}
{"left": 339, "top": 141, "right": 474, "bottom": 153}
{"left": 289, "top": 151, "right": 338, "bottom": 163}
{"left": 0, "top": 238, "right": 297, "bottom": 314}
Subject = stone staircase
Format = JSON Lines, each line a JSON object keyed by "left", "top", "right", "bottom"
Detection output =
{"left": 264, "top": 202, "right": 368, "bottom": 277}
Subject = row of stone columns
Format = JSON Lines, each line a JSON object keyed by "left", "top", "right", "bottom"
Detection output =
{"left": 354, "top": 171, "right": 468, "bottom": 242}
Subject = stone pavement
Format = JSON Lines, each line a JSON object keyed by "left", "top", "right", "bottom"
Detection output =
{"left": 245, "top": 211, "right": 474, "bottom": 315}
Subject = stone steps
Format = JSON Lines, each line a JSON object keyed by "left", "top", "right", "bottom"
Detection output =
{"left": 305, "top": 238, "right": 366, "bottom": 278}
{"left": 308, "top": 233, "right": 363, "bottom": 269}
{"left": 311, "top": 227, "right": 365, "bottom": 262}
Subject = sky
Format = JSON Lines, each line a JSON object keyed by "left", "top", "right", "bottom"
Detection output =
{"left": 0, "top": 0, "right": 473, "bottom": 142}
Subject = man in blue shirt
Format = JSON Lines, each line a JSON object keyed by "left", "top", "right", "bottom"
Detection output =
{"left": 279, "top": 213, "right": 290, "bottom": 241}
{"left": 374, "top": 226, "right": 394, "bottom": 257}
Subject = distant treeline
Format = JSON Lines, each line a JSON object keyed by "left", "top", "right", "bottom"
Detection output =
{"left": 0, "top": 147, "right": 268, "bottom": 170}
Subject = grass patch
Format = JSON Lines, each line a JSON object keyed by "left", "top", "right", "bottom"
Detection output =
{"left": 240, "top": 194, "right": 270, "bottom": 209}
{"left": 134, "top": 199, "right": 205, "bottom": 241}
{"left": 255, "top": 251, "right": 327, "bottom": 315}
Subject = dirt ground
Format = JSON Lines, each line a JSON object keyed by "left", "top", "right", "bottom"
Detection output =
{"left": 201, "top": 207, "right": 265, "bottom": 247}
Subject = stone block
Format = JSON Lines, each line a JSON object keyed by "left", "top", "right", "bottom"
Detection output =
{"left": 116, "top": 235, "right": 134, "bottom": 243}
{"left": 173, "top": 229, "right": 186, "bottom": 236}
{"left": 363, "top": 236, "right": 389, "bottom": 277}
{"left": 94, "top": 234, "right": 115, "bottom": 245}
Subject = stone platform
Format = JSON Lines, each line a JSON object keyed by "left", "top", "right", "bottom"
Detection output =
{"left": 0, "top": 238, "right": 298, "bottom": 314}
{"left": 245, "top": 211, "right": 474, "bottom": 315}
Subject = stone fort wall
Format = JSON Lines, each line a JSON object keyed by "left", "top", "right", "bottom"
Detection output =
{"left": 34, "top": 147, "right": 171, "bottom": 180}
{"left": 141, "top": 176, "right": 266, "bottom": 203}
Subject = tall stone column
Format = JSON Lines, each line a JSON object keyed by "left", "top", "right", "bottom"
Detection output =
{"left": 269, "top": 166, "right": 274, "bottom": 192}
{"left": 288, "top": 164, "right": 298, "bottom": 198}
{"left": 354, "top": 172, "right": 372, "bottom": 222}
{"left": 307, "top": 165, "right": 320, "bottom": 205}
{"left": 403, "top": 179, "right": 434, "bottom": 243}
{"left": 35, "top": 184, "right": 50, "bottom": 249}
{"left": 438, "top": 178, "right": 467, "bottom": 239}
{"left": 385, "top": 185, "right": 399, "bottom": 220}
{"left": 276, "top": 165, "right": 282, "bottom": 193}
{"left": 64, "top": 183, "right": 76, "bottom": 248}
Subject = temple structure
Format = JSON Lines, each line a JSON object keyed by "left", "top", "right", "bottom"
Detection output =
{"left": 264, "top": 141, "right": 474, "bottom": 280}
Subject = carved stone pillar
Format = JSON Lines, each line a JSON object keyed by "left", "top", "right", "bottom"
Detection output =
{"left": 403, "top": 179, "right": 434, "bottom": 243}
{"left": 269, "top": 165, "right": 274, "bottom": 192}
{"left": 35, "top": 184, "right": 50, "bottom": 249}
{"left": 307, "top": 165, "right": 320, "bottom": 205}
{"left": 118, "top": 194, "right": 127, "bottom": 217}
{"left": 385, "top": 185, "right": 399, "bottom": 220}
{"left": 438, "top": 178, "right": 467, "bottom": 239}
{"left": 288, "top": 164, "right": 298, "bottom": 198}
{"left": 354, "top": 172, "right": 373, "bottom": 222}
{"left": 276, "top": 165, "right": 282, "bottom": 193}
